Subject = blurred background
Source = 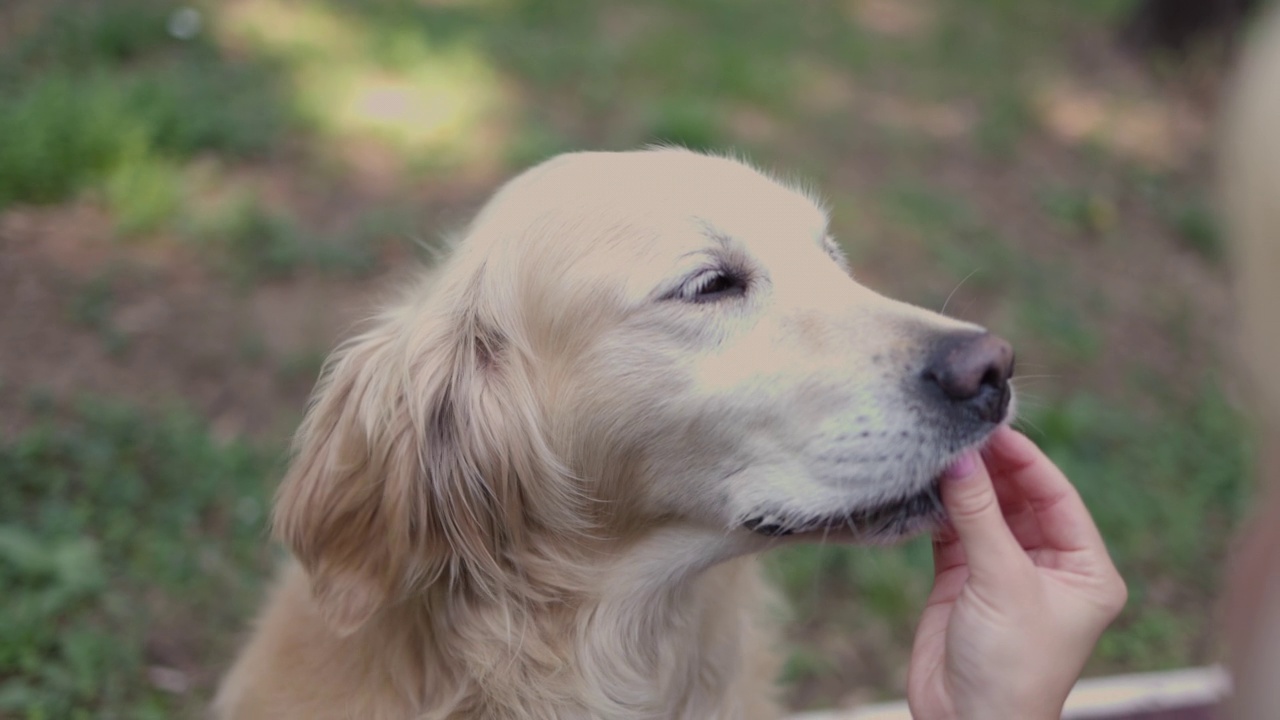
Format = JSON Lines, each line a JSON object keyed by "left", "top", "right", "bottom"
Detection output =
{"left": 0, "top": 0, "right": 1261, "bottom": 716}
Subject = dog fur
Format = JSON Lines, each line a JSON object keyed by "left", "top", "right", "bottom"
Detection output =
{"left": 214, "top": 148, "right": 1010, "bottom": 719}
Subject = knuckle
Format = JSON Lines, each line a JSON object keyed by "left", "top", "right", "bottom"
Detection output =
{"left": 1112, "top": 574, "right": 1130, "bottom": 607}
{"left": 950, "top": 487, "right": 1000, "bottom": 521}
{"left": 1099, "top": 572, "right": 1129, "bottom": 616}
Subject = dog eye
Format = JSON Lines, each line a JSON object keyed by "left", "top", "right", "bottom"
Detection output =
{"left": 679, "top": 269, "right": 748, "bottom": 303}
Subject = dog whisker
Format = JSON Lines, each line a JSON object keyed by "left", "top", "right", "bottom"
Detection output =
{"left": 1012, "top": 415, "right": 1047, "bottom": 439}
{"left": 939, "top": 268, "right": 980, "bottom": 317}
{"left": 1009, "top": 376, "right": 1061, "bottom": 385}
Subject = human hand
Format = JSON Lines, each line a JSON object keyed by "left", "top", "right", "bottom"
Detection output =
{"left": 906, "top": 426, "right": 1128, "bottom": 720}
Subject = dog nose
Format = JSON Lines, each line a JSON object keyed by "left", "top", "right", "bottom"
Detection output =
{"left": 923, "top": 332, "right": 1015, "bottom": 423}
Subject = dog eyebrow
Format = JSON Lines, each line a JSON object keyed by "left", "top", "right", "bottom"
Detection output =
{"left": 663, "top": 220, "right": 746, "bottom": 266}
{"left": 696, "top": 227, "right": 757, "bottom": 275}
{"left": 692, "top": 219, "right": 736, "bottom": 249}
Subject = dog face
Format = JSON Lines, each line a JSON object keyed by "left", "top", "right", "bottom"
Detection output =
{"left": 273, "top": 148, "right": 1014, "bottom": 633}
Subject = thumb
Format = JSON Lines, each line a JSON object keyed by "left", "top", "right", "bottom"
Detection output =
{"left": 939, "top": 450, "right": 1024, "bottom": 579}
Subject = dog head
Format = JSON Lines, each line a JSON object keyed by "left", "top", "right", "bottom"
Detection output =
{"left": 273, "top": 148, "right": 1014, "bottom": 633}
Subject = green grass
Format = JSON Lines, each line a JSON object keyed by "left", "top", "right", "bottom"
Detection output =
{"left": 0, "top": 1, "right": 405, "bottom": 280}
{"left": 104, "top": 157, "right": 188, "bottom": 238}
{"left": 4, "top": 0, "right": 191, "bottom": 70}
{"left": 0, "top": 0, "right": 293, "bottom": 263}
{"left": 502, "top": 120, "right": 575, "bottom": 173}
{"left": 184, "top": 193, "right": 309, "bottom": 282}
{"left": 1036, "top": 384, "right": 1251, "bottom": 671}
{"left": 975, "top": 89, "right": 1036, "bottom": 157}
{"left": 878, "top": 182, "right": 1022, "bottom": 293}
{"left": 65, "top": 271, "right": 131, "bottom": 357}
{"left": 1039, "top": 184, "right": 1121, "bottom": 240}
{"left": 182, "top": 191, "right": 385, "bottom": 282}
{"left": 0, "top": 400, "right": 280, "bottom": 719}
{"left": 874, "top": 180, "right": 1105, "bottom": 363}
{"left": 0, "top": 50, "right": 286, "bottom": 213}
{"left": 276, "top": 348, "right": 328, "bottom": 388}
{"left": 1166, "top": 199, "right": 1225, "bottom": 265}
{"left": 642, "top": 100, "right": 726, "bottom": 151}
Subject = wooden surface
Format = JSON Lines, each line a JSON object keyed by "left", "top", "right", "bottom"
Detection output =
{"left": 790, "top": 666, "right": 1230, "bottom": 720}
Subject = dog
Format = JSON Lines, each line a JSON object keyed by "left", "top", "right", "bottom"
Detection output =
{"left": 214, "top": 148, "right": 1015, "bottom": 720}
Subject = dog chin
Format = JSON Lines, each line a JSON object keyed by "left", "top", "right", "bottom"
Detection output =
{"left": 742, "top": 478, "right": 946, "bottom": 545}
{"left": 743, "top": 422, "right": 1013, "bottom": 544}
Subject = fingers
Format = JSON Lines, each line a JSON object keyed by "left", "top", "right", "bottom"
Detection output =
{"left": 991, "top": 471, "right": 1045, "bottom": 550}
{"left": 932, "top": 533, "right": 966, "bottom": 575}
{"left": 937, "top": 449, "right": 1028, "bottom": 581}
{"left": 933, "top": 466, "right": 1042, "bottom": 578}
{"left": 982, "top": 426, "right": 1108, "bottom": 554}
{"left": 928, "top": 536, "right": 974, "bottom": 606}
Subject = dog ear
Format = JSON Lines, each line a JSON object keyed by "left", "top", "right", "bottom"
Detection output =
{"left": 272, "top": 280, "right": 578, "bottom": 636}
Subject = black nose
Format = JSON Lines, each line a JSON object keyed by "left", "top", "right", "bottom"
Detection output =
{"left": 923, "top": 332, "right": 1015, "bottom": 423}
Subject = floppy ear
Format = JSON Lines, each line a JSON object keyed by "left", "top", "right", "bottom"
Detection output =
{"left": 272, "top": 282, "right": 578, "bottom": 636}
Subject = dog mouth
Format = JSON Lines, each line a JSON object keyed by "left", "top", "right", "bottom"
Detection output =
{"left": 739, "top": 392, "right": 1014, "bottom": 543}
{"left": 742, "top": 478, "right": 945, "bottom": 540}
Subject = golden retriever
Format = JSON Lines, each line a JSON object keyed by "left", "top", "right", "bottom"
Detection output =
{"left": 214, "top": 148, "right": 1016, "bottom": 720}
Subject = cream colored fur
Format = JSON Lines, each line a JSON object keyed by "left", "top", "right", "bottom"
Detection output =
{"left": 215, "top": 148, "right": 999, "bottom": 719}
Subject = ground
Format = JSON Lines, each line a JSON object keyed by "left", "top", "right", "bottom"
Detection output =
{"left": 0, "top": 0, "right": 1256, "bottom": 716}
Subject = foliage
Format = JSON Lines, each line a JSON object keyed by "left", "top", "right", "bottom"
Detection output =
{"left": 0, "top": 401, "right": 279, "bottom": 718}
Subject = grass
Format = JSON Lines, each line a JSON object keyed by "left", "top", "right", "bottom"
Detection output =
{"left": 1170, "top": 202, "right": 1224, "bottom": 264}
{"left": 643, "top": 100, "right": 727, "bottom": 151}
{"left": 976, "top": 89, "right": 1036, "bottom": 157}
{"left": 181, "top": 191, "right": 386, "bottom": 282}
{"left": 65, "top": 271, "right": 131, "bottom": 357}
{"left": 878, "top": 183, "right": 1021, "bottom": 290}
{"left": 184, "top": 192, "right": 309, "bottom": 282}
{"left": 0, "top": 42, "right": 286, "bottom": 212}
{"left": 0, "top": 400, "right": 279, "bottom": 719}
{"left": 0, "top": 0, "right": 414, "bottom": 283}
{"left": 4, "top": 0, "right": 191, "bottom": 69}
{"left": 872, "top": 179, "right": 1106, "bottom": 364}
{"left": 1039, "top": 184, "right": 1121, "bottom": 240}
{"left": 275, "top": 349, "right": 328, "bottom": 389}
{"left": 1033, "top": 384, "right": 1251, "bottom": 672}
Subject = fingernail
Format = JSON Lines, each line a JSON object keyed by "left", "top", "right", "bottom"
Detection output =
{"left": 942, "top": 452, "right": 978, "bottom": 481}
